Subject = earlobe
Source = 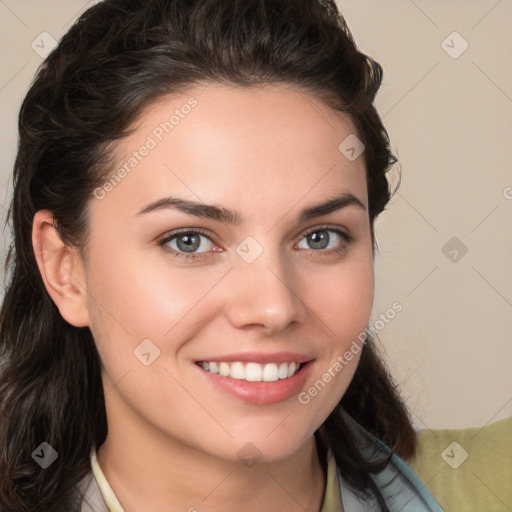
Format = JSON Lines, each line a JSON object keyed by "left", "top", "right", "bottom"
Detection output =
{"left": 32, "top": 210, "right": 90, "bottom": 327}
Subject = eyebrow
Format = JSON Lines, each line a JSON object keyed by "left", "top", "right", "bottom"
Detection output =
{"left": 134, "top": 192, "right": 366, "bottom": 224}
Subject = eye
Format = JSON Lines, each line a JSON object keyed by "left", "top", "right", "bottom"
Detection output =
{"left": 158, "top": 226, "right": 352, "bottom": 261}
{"left": 159, "top": 229, "right": 218, "bottom": 259}
{"left": 297, "top": 227, "right": 352, "bottom": 252}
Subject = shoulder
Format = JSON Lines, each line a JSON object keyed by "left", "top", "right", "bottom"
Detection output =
{"left": 338, "top": 413, "right": 445, "bottom": 511}
{"left": 408, "top": 417, "right": 512, "bottom": 512}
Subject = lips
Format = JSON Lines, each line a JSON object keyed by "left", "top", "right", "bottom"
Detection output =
{"left": 194, "top": 352, "right": 314, "bottom": 405}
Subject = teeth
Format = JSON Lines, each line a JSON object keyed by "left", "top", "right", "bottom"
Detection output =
{"left": 278, "top": 362, "right": 288, "bottom": 379}
{"left": 245, "top": 362, "right": 262, "bottom": 381}
{"left": 198, "top": 361, "right": 302, "bottom": 382}
{"left": 219, "top": 362, "right": 230, "bottom": 376}
{"left": 230, "top": 362, "right": 245, "bottom": 380}
{"left": 262, "top": 363, "right": 279, "bottom": 382}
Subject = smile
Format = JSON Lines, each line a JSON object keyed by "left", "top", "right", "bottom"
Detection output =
{"left": 197, "top": 361, "right": 302, "bottom": 382}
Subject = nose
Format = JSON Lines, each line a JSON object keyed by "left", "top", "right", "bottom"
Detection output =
{"left": 223, "top": 252, "right": 306, "bottom": 334}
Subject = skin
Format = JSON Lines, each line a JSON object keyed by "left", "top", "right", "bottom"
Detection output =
{"left": 33, "top": 83, "right": 375, "bottom": 512}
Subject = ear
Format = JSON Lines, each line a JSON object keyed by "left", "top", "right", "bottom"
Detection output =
{"left": 32, "top": 210, "right": 90, "bottom": 327}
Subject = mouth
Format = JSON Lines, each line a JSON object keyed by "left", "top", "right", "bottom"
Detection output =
{"left": 196, "top": 360, "right": 304, "bottom": 382}
{"left": 194, "top": 358, "right": 314, "bottom": 405}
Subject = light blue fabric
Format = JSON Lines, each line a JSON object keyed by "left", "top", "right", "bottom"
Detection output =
{"left": 338, "top": 414, "right": 444, "bottom": 511}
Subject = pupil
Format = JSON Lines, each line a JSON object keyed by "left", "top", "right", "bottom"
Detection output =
{"left": 177, "top": 234, "right": 200, "bottom": 252}
{"left": 309, "top": 231, "right": 328, "bottom": 250}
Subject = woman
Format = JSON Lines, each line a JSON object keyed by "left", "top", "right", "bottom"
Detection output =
{"left": 0, "top": 0, "right": 443, "bottom": 510}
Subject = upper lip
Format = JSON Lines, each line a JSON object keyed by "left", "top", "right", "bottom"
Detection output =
{"left": 195, "top": 351, "right": 314, "bottom": 364}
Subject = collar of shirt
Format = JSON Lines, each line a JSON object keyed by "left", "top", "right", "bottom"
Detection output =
{"left": 89, "top": 447, "right": 343, "bottom": 512}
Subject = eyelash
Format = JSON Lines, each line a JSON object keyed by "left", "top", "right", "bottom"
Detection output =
{"left": 157, "top": 225, "right": 354, "bottom": 261}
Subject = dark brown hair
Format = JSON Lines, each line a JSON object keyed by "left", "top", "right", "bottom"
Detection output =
{"left": 0, "top": 0, "right": 413, "bottom": 510}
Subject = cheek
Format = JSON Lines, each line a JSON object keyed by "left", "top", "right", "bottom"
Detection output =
{"left": 303, "top": 253, "right": 375, "bottom": 343}
{"left": 296, "top": 251, "right": 374, "bottom": 410}
{"left": 84, "top": 248, "right": 228, "bottom": 362}
{"left": 111, "top": 270, "right": 212, "bottom": 332}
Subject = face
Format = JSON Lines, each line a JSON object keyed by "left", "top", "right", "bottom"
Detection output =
{"left": 82, "top": 83, "right": 374, "bottom": 463}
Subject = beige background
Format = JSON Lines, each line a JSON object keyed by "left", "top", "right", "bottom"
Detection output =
{"left": 0, "top": 0, "right": 510, "bottom": 430}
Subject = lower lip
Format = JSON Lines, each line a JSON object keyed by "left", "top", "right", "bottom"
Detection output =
{"left": 195, "top": 361, "right": 314, "bottom": 405}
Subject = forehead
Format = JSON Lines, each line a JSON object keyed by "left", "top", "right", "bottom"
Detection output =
{"left": 94, "top": 83, "right": 368, "bottom": 222}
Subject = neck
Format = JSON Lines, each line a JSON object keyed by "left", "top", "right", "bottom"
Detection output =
{"left": 97, "top": 412, "right": 326, "bottom": 512}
